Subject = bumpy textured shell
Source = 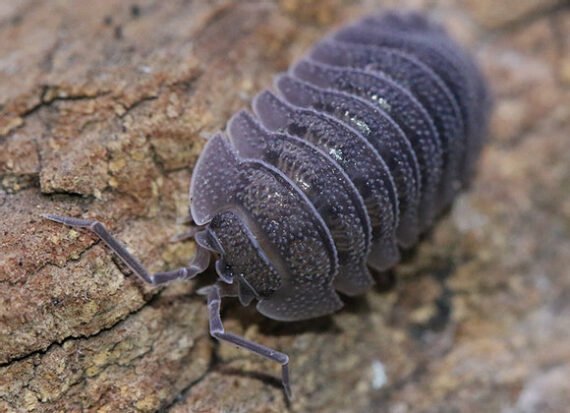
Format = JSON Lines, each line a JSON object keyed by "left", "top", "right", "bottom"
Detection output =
{"left": 189, "top": 11, "right": 490, "bottom": 322}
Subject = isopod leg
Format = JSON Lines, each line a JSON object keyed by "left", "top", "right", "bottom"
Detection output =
{"left": 202, "top": 283, "right": 292, "bottom": 399}
{"left": 43, "top": 214, "right": 210, "bottom": 285}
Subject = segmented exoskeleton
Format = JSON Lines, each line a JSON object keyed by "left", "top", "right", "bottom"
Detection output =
{"left": 45, "top": 10, "right": 491, "bottom": 398}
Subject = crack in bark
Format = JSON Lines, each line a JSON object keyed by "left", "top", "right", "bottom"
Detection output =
{"left": 0, "top": 88, "right": 112, "bottom": 140}
{"left": 0, "top": 226, "right": 100, "bottom": 289}
{"left": 1, "top": 299, "right": 211, "bottom": 412}
{"left": 20, "top": 87, "right": 111, "bottom": 119}
{"left": 115, "top": 95, "right": 159, "bottom": 119}
{"left": 0, "top": 285, "right": 171, "bottom": 370}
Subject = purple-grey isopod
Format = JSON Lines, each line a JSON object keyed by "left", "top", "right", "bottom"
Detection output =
{"left": 44, "top": 9, "right": 491, "bottom": 399}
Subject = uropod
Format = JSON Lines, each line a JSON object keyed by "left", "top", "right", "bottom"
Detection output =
{"left": 45, "top": 9, "right": 491, "bottom": 399}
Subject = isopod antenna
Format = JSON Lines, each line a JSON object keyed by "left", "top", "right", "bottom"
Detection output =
{"left": 42, "top": 214, "right": 211, "bottom": 283}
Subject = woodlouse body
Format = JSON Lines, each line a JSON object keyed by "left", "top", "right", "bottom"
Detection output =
{"left": 46, "top": 10, "right": 490, "bottom": 398}
{"left": 191, "top": 10, "right": 490, "bottom": 319}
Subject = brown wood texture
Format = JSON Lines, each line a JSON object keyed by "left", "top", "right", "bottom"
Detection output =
{"left": 1, "top": 1, "right": 569, "bottom": 412}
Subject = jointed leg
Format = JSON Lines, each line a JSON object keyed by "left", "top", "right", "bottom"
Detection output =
{"left": 43, "top": 214, "right": 210, "bottom": 285}
{"left": 201, "top": 283, "right": 291, "bottom": 399}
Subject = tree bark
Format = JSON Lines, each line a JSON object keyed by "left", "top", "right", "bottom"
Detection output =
{"left": 1, "top": 1, "right": 569, "bottom": 412}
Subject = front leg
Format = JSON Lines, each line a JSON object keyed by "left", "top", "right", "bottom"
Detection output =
{"left": 43, "top": 214, "right": 210, "bottom": 285}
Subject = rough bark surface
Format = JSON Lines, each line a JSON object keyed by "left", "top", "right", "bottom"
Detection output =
{"left": 1, "top": 1, "right": 569, "bottom": 412}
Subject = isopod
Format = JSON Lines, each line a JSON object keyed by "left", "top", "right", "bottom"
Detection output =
{"left": 45, "top": 9, "right": 491, "bottom": 398}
